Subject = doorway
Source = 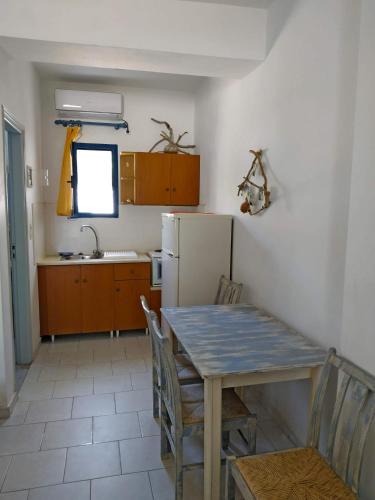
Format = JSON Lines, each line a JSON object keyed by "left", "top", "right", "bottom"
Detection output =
{"left": 3, "top": 109, "right": 32, "bottom": 368}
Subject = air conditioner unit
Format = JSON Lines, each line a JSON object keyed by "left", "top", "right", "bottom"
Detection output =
{"left": 55, "top": 89, "right": 123, "bottom": 119}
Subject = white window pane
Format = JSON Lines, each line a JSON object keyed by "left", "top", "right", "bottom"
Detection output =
{"left": 76, "top": 149, "right": 114, "bottom": 214}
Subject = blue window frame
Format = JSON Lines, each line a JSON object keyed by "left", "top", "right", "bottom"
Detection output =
{"left": 71, "top": 142, "right": 119, "bottom": 218}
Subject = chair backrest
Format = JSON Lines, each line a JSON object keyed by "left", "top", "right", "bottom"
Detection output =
{"left": 151, "top": 314, "right": 183, "bottom": 430}
{"left": 140, "top": 295, "right": 162, "bottom": 375}
{"left": 215, "top": 275, "right": 243, "bottom": 305}
{"left": 307, "top": 348, "right": 375, "bottom": 494}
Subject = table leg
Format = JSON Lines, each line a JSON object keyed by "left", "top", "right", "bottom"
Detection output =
{"left": 204, "top": 377, "right": 222, "bottom": 500}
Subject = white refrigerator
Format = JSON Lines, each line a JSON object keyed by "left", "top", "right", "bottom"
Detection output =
{"left": 161, "top": 213, "right": 233, "bottom": 309}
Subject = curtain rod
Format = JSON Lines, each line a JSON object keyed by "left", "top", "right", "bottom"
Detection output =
{"left": 54, "top": 119, "right": 130, "bottom": 133}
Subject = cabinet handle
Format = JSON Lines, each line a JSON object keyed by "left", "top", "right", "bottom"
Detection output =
{"left": 116, "top": 288, "right": 120, "bottom": 292}
{"left": 165, "top": 187, "right": 170, "bottom": 192}
{"left": 74, "top": 279, "right": 80, "bottom": 284}
{"left": 130, "top": 269, "right": 134, "bottom": 274}
{"left": 82, "top": 279, "right": 87, "bottom": 283}
{"left": 172, "top": 187, "right": 176, "bottom": 192}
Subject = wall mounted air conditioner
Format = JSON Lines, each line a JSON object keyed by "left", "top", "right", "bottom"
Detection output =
{"left": 55, "top": 89, "right": 123, "bottom": 119}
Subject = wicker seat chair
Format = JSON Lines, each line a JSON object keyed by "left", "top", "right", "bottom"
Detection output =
{"left": 215, "top": 275, "right": 243, "bottom": 305}
{"left": 140, "top": 295, "right": 202, "bottom": 418}
{"left": 151, "top": 315, "right": 257, "bottom": 500}
{"left": 226, "top": 348, "right": 375, "bottom": 500}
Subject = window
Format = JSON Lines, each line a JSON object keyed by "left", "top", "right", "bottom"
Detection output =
{"left": 71, "top": 143, "right": 119, "bottom": 218}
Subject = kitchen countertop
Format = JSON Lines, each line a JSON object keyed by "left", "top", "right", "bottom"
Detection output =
{"left": 37, "top": 254, "right": 151, "bottom": 266}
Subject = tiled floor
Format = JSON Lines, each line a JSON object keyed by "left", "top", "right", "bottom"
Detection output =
{"left": 0, "top": 332, "right": 295, "bottom": 499}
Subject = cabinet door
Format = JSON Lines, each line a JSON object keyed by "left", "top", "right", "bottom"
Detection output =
{"left": 114, "top": 280, "right": 150, "bottom": 330}
{"left": 81, "top": 264, "right": 114, "bottom": 333}
{"left": 45, "top": 266, "right": 82, "bottom": 335}
{"left": 170, "top": 155, "right": 200, "bottom": 206}
{"left": 120, "top": 153, "right": 135, "bottom": 204}
{"left": 135, "top": 153, "right": 171, "bottom": 205}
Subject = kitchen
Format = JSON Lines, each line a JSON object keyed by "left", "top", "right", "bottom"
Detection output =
{"left": 1, "top": 1, "right": 375, "bottom": 499}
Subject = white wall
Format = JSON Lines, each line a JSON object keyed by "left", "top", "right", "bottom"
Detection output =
{"left": 341, "top": 0, "right": 375, "bottom": 494}
{"left": 0, "top": 46, "right": 44, "bottom": 409}
{"left": 195, "top": 0, "right": 374, "bottom": 497}
{"left": 41, "top": 80, "right": 196, "bottom": 255}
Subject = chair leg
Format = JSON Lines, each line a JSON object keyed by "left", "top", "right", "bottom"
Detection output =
{"left": 222, "top": 430, "right": 230, "bottom": 451}
{"left": 152, "top": 367, "right": 159, "bottom": 418}
{"left": 226, "top": 456, "right": 236, "bottom": 500}
{"left": 247, "top": 418, "right": 257, "bottom": 455}
{"left": 175, "top": 433, "right": 183, "bottom": 500}
{"left": 160, "top": 400, "right": 171, "bottom": 459}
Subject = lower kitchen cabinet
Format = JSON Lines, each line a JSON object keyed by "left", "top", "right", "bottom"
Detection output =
{"left": 38, "top": 265, "right": 82, "bottom": 335}
{"left": 38, "top": 262, "right": 151, "bottom": 337}
{"left": 114, "top": 280, "right": 150, "bottom": 331}
{"left": 81, "top": 264, "right": 114, "bottom": 333}
{"left": 150, "top": 287, "right": 161, "bottom": 322}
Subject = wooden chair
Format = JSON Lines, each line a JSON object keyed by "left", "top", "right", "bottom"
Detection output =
{"left": 225, "top": 348, "right": 375, "bottom": 500}
{"left": 152, "top": 315, "right": 257, "bottom": 500}
{"left": 215, "top": 275, "right": 243, "bottom": 305}
{"left": 140, "top": 295, "right": 202, "bottom": 418}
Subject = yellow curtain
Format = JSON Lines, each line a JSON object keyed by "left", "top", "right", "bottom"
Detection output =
{"left": 56, "top": 126, "right": 81, "bottom": 216}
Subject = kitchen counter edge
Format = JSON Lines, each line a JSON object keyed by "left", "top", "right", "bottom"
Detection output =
{"left": 37, "top": 255, "right": 151, "bottom": 266}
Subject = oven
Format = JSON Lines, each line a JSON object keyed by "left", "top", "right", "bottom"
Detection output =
{"left": 149, "top": 251, "right": 162, "bottom": 286}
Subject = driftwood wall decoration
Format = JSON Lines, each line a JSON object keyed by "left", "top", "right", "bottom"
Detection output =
{"left": 149, "top": 118, "right": 196, "bottom": 154}
{"left": 237, "top": 149, "right": 271, "bottom": 216}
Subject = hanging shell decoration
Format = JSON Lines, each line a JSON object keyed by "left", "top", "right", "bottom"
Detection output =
{"left": 237, "top": 149, "right": 271, "bottom": 216}
{"left": 149, "top": 118, "right": 196, "bottom": 154}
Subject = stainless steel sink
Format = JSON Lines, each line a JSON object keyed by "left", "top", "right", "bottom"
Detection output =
{"left": 60, "top": 253, "right": 100, "bottom": 261}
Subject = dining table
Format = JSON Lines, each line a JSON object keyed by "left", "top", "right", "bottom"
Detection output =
{"left": 161, "top": 303, "right": 327, "bottom": 500}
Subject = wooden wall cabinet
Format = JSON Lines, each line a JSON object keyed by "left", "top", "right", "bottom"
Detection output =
{"left": 120, "top": 152, "right": 200, "bottom": 206}
{"left": 38, "top": 262, "right": 151, "bottom": 337}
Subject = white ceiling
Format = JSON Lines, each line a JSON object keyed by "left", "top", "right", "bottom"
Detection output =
{"left": 179, "top": 0, "right": 274, "bottom": 8}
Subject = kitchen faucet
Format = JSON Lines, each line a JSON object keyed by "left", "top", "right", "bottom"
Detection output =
{"left": 80, "top": 225, "right": 104, "bottom": 259}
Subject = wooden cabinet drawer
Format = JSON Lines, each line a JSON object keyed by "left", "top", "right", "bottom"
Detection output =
{"left": 114, "top": 263, "right": 150, "bottom": 280}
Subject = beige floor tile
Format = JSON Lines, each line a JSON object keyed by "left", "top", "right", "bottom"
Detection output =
{"left": 72, "top": 393, "right": 115, "bottom": 418}
{"left": 76, "top": 363, "right": 113, "bottom": 378}
{"left": 0, "top": 456, "right": 12, "bottom": 487}
{"left": 64, "top": 442, "right": 121, "bottom": 482}
{"left": 93, "top": 413, "right": 141, "bottom": 443}
{"left": 2, "top": 449, "right": 66, "bottom": 491}
{"left": 112, "top": 359, "right": 147, "bottom": 375}
{"left": 0, "top": 403, "right": 30, "bottom": 427}
{"left": 93, "top": 375, "right": 132, "bottom": 394}
{"left": 48, "top": 342, "right": 79, "bottom": 353}
{"left": 115, "top": 389, "right": 152, "bottom": 413}
{"left": 42, "top": 418, "right": 92, "bottom": 450}
{"left": 0, "top": 491, "right": 29, "bottom": 500}
{"left": 59, "top": 351, "right": 93, "bottom": 365}
{"left": 0, "top": 424, "right": 44, "bottom": 455}
{"left": 138, "top": 410, "right": 160, "bottom": 437}
{"left": 28, "top": 480, "right": 90, "bottom": 500}
{"left": 53, "top": 378, "right": 93, "bottom": 398}
{"left": 120, "top": 435, "right": 171, "bottom": 473}
{"left": 131, "top": 372, "right": 152, "bottom": 390}
{"left": 92, "top": 472, "right": 153, "bottom": 500}
{"left": 38, "top": 366, "right": 77, "bottom": 382}
{"left": 25, "top": 398, "right": 72, "bottom": 424}
{"left": 18, "top": 382, "right": 54, "bottom": 402}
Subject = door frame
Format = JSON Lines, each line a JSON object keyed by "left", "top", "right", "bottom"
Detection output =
{"left": 1, "top": 106, "right": 32, "bottom": 365}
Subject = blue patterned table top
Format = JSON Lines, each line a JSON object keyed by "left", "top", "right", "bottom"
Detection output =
{"left": 161, "top": 304, "right": 327, "bottom": 378}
